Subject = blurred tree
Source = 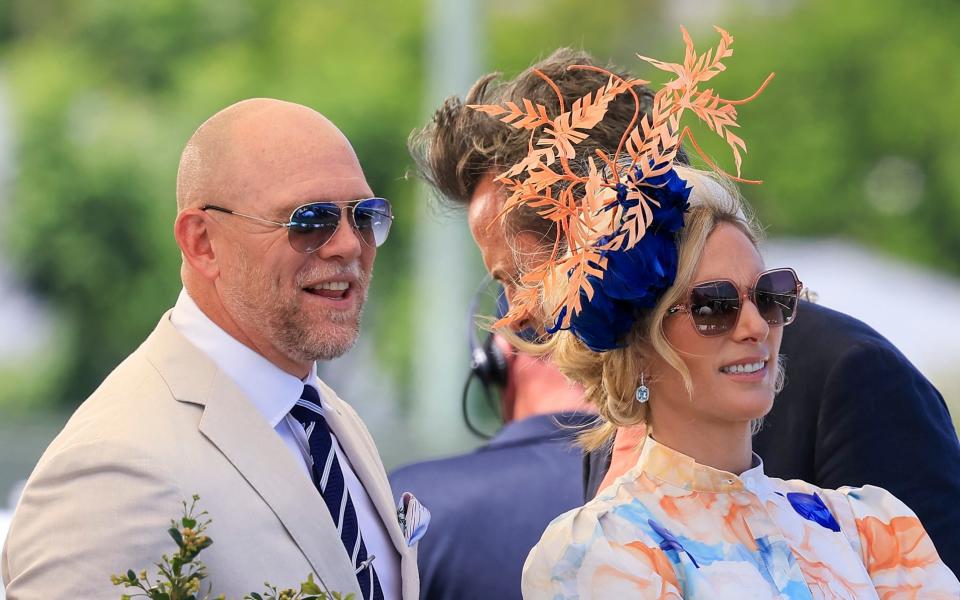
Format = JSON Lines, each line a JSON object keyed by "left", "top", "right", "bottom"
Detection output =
{"left": 485, "top": 0, "right": 960, "bottom": 278}
{"left": 700, "top": 0, "right": 960, "bottom": 273}
{"left": 1, "top": 0, "right": 957, "bottom": 413}
{"left": 0, "top": 0, "right": 426, "bottom": 408}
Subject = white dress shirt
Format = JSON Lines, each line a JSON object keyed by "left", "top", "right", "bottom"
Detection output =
{"left": 170, "top": 289, "right": 400, "bottom": 598}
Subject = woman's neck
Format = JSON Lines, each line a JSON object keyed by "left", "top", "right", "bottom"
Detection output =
{"left": 649, "top": 417, "right": 754, "bottom": 475}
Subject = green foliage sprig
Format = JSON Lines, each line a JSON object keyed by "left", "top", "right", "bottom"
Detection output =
{"left": 243, "top": 574, "right": 352, "bottom": 600}
{"left": 111, "top": 494, "right": 220, "bottom": 600}
{"left": 111, "top": 495, "right": 353, "bottom": 600}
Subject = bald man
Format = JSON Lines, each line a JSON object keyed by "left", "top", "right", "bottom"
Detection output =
{"left": 2, "top": 99, "right": 419, "bottom": 599}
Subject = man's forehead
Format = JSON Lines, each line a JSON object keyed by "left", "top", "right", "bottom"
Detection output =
{"left": 230, "top": 136, "right": 369, "bottom": 208}
{"left": 467, "top": 176, "right": 507, "bottom": 231}
{"left": 468, "top": 193, "right": 552, "bottom": 288}
{"left": 467, "top": 197, "right": 497, "bottom": 237}
{"left": 240, "top": 132, "right": 356, "bottom": 171}
{"left": 259, "top": 173, "right": 371, "bottom": 216}
{"left": 466, "top": 193, "right": 507, "bottom": 277}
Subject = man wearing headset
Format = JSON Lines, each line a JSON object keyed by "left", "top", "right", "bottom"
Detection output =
{"left": 389, "top": 302, "right": 592, "bottom": 600}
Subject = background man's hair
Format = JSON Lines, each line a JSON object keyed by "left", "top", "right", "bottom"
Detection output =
{"left": 408, "top": 47, "right": 687, "bottom": 239}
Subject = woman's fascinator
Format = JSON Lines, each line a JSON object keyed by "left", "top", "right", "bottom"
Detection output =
{"left": 469, "top": 27, "right": 774, "bottom": 351}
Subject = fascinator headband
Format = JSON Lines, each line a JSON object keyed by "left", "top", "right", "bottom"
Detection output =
{"left": 469, "top": 27, "right": 773, "bottom": 351}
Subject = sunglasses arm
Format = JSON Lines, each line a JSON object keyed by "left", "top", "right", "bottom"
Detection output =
{"left": 201, "top": 205, "right": 289, "bottom": 229}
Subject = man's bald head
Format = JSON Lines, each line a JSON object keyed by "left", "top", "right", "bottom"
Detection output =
{"left": 172, "top": 98, "right": 377, "bottom": 377}
{"left": 176, "top": 98, "right": 362, "bottom": 213}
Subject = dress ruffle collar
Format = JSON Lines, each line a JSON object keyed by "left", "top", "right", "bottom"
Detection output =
{"left": 629, "top": 435, "right": 765, "bottom": 493}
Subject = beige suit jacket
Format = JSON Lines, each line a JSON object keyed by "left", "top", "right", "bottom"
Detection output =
{"left": 1, "top": 313, "right": 419, "bottom": 599}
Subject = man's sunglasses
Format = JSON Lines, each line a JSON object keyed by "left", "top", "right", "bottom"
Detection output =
{"left": 201, "top": 198, "right": 393, "bottom": 254}
{"left": 667, "top": 267, "right": 802, "bottom": 337}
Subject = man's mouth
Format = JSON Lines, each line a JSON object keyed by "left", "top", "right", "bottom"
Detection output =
{"left": 303, "top": 281, "right": 351, "bottom": 300}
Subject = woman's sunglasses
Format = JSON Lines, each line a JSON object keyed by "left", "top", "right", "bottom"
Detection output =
{"left": 667, "top": 267, "right": 803, "bottom": 337}
{"left": 202, "top": 198, "right": 393, "bottom": 254}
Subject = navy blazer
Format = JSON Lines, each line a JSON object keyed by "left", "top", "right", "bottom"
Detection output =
{"left": 583, "top": 301, "right": 960, "bottom": 574}
{"left": 390, "top": 413, "right": 591, "bottom": 600}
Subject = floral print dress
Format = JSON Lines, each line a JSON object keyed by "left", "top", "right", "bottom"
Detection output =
{"left": 522, "top": 437, "right": 959, "bottom": 599}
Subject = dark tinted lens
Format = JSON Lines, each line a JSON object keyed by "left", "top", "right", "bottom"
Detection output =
{"left": 289, "top": 203, "right": 340, "bottom": 253}
{"left": 352, "top": 198, "right": 392, "bottom": 247}
{"left": 753, "top": 269, "right": 800, "bottom": 326}
{"left": 688, "top": 281, "right": 741, "bottom": 336}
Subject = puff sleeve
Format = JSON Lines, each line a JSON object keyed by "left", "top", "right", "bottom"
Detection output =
{"left": 521, "top": 506, "right": 682, "bottom": 600}
{"left": 830, "top": 485, "right": 960, "bottom": 599}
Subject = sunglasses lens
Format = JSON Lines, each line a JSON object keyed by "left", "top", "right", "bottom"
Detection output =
{"left": 754, "top": 269, "right": 800, "bottom": 327}
{"left": 352, "top": 198, "right": 393, "bottom": 247}
{"left": 289, "top": 204, "right": 340, "bottom": 253}
{"left": 688, "top": 281, "right": 741, "bottom": 336}
{"left": 287, "top": 199, "right": 393, "bottom": 253}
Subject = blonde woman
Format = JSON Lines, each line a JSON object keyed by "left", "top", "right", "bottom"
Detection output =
{"left": 459, "top": 29, "right": 958, "bottom": 599}
{"left": 518, "top": 169, "right": 959, "bottom": 598}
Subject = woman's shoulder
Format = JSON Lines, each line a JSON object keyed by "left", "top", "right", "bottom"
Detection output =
{"left": 522, "top": 496, "right": 611, "bottom": 597}
{"left": 522, "top": 486, "right": 681, "bottom": 600}
{"left": 527, "top": 481, "right": 644, "bottom": 562}
{"left": 773, "top": 478, "right": 920, "bottom": 526}
{"left": 523, "top": 480, "right": 680, "bottom": 598}
{"left": 553, "top": 468, "right": 671, "bottom": 545}
{"left": 772, "top": 478, "right": 959, "bottom": 593}
{"left": 771, "top": 478, "right": 916, "bottom": 541}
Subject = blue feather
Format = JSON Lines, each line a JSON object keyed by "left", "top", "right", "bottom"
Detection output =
{"left": 553, "top": 165, "right": 691, "bottom": 351}
{"left": 648, "top": 518, "right": 700, "bottom": 568}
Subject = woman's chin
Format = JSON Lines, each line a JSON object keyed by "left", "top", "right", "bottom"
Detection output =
{"left": 708, "top": 390, "right": 776, "bottom": 426}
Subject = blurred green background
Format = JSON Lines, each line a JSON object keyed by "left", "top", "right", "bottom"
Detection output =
{"left": 1, "top": 0, "right": 958, "bottom": 506}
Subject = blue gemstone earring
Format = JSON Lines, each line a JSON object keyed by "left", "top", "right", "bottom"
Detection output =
{"left": 635, "top": 373, "right": 650, "bottom": 404}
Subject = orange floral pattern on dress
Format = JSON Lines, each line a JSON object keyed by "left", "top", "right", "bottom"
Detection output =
{"left": 624, "top": 541, "right": 682, "bottom": 592}
{"left": 522, "top": 437, "right": 959, "bottom": 599}
{"left": 858, "top": 515, "right": 938, "bottom": 572}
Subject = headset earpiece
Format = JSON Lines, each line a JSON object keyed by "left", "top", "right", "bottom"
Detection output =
{"left": 466, "top": 276, "right": 510, "bottom": 392}
{"left": 477, "top": 329, "right": 508, "bottom": 389}
{"left": 462, "top": 275, "right": 511, "bottom": 438}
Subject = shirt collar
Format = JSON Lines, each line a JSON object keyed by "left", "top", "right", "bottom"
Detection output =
{"left": 486, "top": 412, "right": 595, "bottom": 448}
{"left": 170, "top": 288, "right": 320, "bottom": 426}
{"left": 634, "top": 435, "right": 765, "bottom": 493}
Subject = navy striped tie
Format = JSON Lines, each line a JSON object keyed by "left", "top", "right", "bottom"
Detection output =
{"left": 291, "top": 386, "right": 384, "bottom": 600}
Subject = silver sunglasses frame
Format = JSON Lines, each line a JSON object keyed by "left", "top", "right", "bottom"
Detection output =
{"left": 201, "top": 198, "right": 394, "bottom": 251}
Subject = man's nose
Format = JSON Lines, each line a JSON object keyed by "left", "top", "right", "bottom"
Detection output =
{"left": 316, "top": 210, "right": 363, "bottom": 260}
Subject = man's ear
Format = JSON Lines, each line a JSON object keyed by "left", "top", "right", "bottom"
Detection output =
{"left": 174, "top": 209, "right": 220, "bottom": 280}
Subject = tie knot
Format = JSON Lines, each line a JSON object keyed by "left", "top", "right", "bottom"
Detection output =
{"left": 291, "top": 385, "right": 324, "bottom": 425}
{"left": 301, "top": 385, "right": 321, "bottom": 405}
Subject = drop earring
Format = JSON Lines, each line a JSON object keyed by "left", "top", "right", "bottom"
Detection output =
{"left": 635, "top": 373, "right": 650, "bottom": 404}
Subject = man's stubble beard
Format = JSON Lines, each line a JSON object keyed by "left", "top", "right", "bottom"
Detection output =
{"left": 223, "top": 246, "right": 370, "bottom": 364}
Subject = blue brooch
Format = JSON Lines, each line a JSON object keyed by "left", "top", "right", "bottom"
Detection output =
{"left": 784, "top": 492, "right": 841, "bottom": 533}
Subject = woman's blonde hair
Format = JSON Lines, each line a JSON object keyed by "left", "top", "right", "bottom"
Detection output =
{"left": 506, "top": 166, "right": 780, "bottom": 450}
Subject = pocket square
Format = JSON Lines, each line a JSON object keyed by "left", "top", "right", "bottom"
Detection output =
{"left": 397, "top": 491, "right": 430, "bottom": 547}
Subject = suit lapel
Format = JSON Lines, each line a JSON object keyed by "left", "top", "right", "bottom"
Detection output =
{"left": 143, "top": 315, "right": 361, "bottom": 596}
